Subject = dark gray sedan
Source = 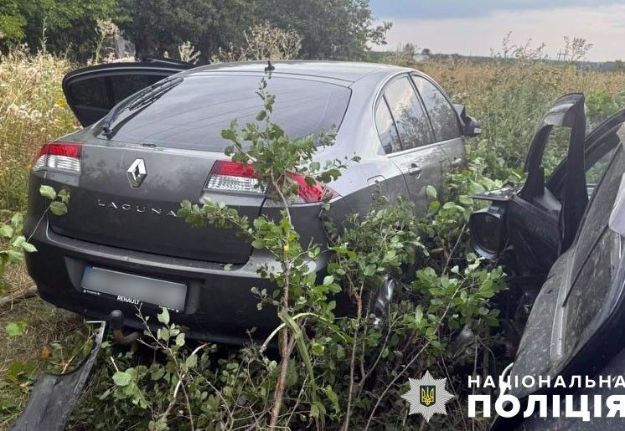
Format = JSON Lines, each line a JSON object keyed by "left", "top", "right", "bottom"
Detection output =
{"left": 25, "top": 60, "right": 475, "bottom": 343}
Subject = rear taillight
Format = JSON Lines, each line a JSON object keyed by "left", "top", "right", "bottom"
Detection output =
{"left": 206, "top": 160, "right": 266, "bottom": 195}
{"left": 290, "top": 173, "right": 330, "bottom": 202}
{"left": 33, "top": 142, "right": 82, "bottom": 173}
{"left": 205, "top": 160, "right": 335, "bottom": 203}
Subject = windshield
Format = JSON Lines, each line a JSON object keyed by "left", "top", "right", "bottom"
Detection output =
{"left": 97, "top": 74, "right": 351, "bottom": 151}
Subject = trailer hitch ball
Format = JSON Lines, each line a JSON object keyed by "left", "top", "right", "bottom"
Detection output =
{"left": 108, "top": 309, "right": 140, "bottom": 345}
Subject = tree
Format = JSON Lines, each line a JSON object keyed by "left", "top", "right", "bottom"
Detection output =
{"left": 2, "top": 0, "right": 389, "bottom": 62}
{"left": 1, "top": 0, "right": 119, "bottom": 59}
{"left": 116, "top": 0, "right": 390, "bottom": 61}
{"left": 0, "top": 0, "right": 25, "bottom": 48}
{"left": 116, "top": 0, "right": 255, "bottom": 61}
{"left": 255, "top": 0, "right": 391, "bottom": 60}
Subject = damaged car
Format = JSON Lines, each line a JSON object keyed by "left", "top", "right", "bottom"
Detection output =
{"left": 24, "top": 59, "right": 479, "bottom": 344}
{"left": 470, "top": 92, "right": 625, "bottom": 428}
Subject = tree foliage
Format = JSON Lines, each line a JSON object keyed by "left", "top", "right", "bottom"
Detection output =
{"left": 116, "top": 0, "right": 255, "bottom": 61}
{"left": 255, "top": 0, "right": 391, "bottom": 60}
{"left": 1, "top": 0, "right": 389, "bottom": 62}
{"left": 0, "top": 0, "right": 25, "bottom": 45}
{"left": 0, "top": 0, "right": 118, "bottom": 59}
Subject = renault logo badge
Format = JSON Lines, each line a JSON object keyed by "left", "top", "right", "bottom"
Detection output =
{"left": 127, "top": 159, "right": 147, "bottom": 188}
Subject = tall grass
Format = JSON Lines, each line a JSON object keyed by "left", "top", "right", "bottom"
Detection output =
{"left": 419, "top": 57, "right": 625, "bottom": 178}
{"left": 0, "top": 49, "right": 77, "bottom": 211}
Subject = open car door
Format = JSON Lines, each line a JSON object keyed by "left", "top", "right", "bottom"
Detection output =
{"left": 504, "top": 93, "right": 588, "bottom": 277}
{"left": 472, "top": 94, "right": 625, "bottom": 279}
{"left": 62, "top": 58, "right": 193, "bottom": 127}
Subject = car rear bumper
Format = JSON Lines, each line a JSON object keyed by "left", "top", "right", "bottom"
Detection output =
{"left": 25, "top": 218, "right": 329, "bottom": 345}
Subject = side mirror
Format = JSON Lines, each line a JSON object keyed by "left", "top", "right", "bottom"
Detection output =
{"left": 453, "top": 104, "right": 481, "bottom": 137}
{"left": 469, "top": 205, "right": 505, "bottom": 260}
{"left": 463, "top": 116, "right": 481, "bottom": 137}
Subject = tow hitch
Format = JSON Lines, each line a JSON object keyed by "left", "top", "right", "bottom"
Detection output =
{"left": 109, "top": 309, "right": 141, "bottom": 345}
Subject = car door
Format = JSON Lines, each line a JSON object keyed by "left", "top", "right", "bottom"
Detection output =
{"left": 497, "top": 94, "right": 618, "bottom": 279}
{"left": 62, "top": 59, "right": 193, "bottom": 127}
{"left": 380, "top": 74, "right": 441, "bottom": 213}
{"left": 411, "top": 74, "right": 465, "bottom": 172}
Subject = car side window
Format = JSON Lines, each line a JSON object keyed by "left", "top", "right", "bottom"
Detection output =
{"left": 412, "top": 75, "right": 461, "bottom": 142}
{"left": 375, "top": 97, "right": 402, "bottom": 154}
{"left": 383, "top": 76, "right": 434, "bottom": 149}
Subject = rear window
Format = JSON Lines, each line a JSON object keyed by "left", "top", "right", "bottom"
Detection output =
{"left": 104, "top": 75, "right": 351, "bottom": 151}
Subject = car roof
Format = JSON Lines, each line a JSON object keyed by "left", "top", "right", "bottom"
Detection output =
{"left": 186, "top": 60, "right": 412, "bottom": 85}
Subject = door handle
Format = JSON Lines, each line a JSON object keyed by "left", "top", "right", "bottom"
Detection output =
{"left": 408, "top": 163, "right": 422, "bottom": 176}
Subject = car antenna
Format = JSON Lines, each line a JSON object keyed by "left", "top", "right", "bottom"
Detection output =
{"left": 265, "top": 60, "right": 275, "bottom": 74}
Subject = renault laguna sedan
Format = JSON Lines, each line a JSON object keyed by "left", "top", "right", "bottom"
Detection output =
{"left": 25, "top": 60, "right": 477, "bottom": 343}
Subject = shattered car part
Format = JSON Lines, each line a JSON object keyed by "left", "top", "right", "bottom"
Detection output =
{"left": 9, "top": 322, "right": 106, "bottom": 431}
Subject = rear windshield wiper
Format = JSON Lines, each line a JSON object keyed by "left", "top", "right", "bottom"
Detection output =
{"left": 100, "top": 77, "right": 183, "bottom": 139}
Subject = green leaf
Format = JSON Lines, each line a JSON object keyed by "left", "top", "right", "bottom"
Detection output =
{"left": 5, "top": 322, "right": 26, "bottom": 337}
{"left": 322, "top": 275, "right": 334, "bottom": 286}
{"left": 11, "top": 236, "right": 25, "bottom": 248}
{"left": 185, "top": 354, "right": 197, "bottom": 369}
{"left": 363, "top": 264, "right": 376, "bottom": 276}
{"left": 0, "top": 224, "right": 14, "bottom": 239}
{"left": 49, "top": 201, "right": 67, "bottom": 216}
{"left": 7, "top": 250, "right": 23, "bottom": 264}
{"left": 157, "top": 308, "right": 170, "bottom": 325}
{"left": 112, "top": 371, "right": 132, "bottom": 387}
{"left": 425, "top": 185, "right": 438, "bottom": 200}
{"left": 324, "top": 385, "right": 341, "bottom": 413}
{"left": 39, "top": 185, "right": 57, "bottom": 200}
{"left": 251, "top": 239, "right": 265, "bottom": 249}
{"left": 175, "top": 333, "right": 185, "bottom": 347}
{"left": 10, "top": 212, "right": 23, "bottom": 226}
{"left": 58, "top": 189, "right": 71, "bottom": 204}
{"left": 310, "top": 401, "right": 325, "bottom": 418}
{"left": 21, "top": 242, "right": 37, "bottom": 253}
{"left": 458, "top": 195, "right": 474, "bottom": 206}
{"left": 414, "top": 307, "right": 423, "bottom": 325}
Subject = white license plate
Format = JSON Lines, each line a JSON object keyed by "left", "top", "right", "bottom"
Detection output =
{"left": 81, "top": 266, "right": 186, "bottom": 311}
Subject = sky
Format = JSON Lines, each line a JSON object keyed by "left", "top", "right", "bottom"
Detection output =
{"left": 369, "top": 0, "right": 625, "bottom": 61}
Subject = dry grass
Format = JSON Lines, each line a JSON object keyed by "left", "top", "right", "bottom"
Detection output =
{"left": 0, "top": 49, "right": 78, "bottom": 210}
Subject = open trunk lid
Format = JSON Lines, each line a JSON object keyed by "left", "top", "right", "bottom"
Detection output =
{"left": 62, "top": 59, "right": 193, "bottom": 127}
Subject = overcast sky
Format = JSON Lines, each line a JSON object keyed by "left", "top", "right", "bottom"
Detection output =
{"left": 369, "top": 0, "right": 625, "bottom": 61}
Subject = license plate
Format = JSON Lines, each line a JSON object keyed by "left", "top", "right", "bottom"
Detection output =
{"left": 81, "top": 266, "right": 186, "bottom": 312}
